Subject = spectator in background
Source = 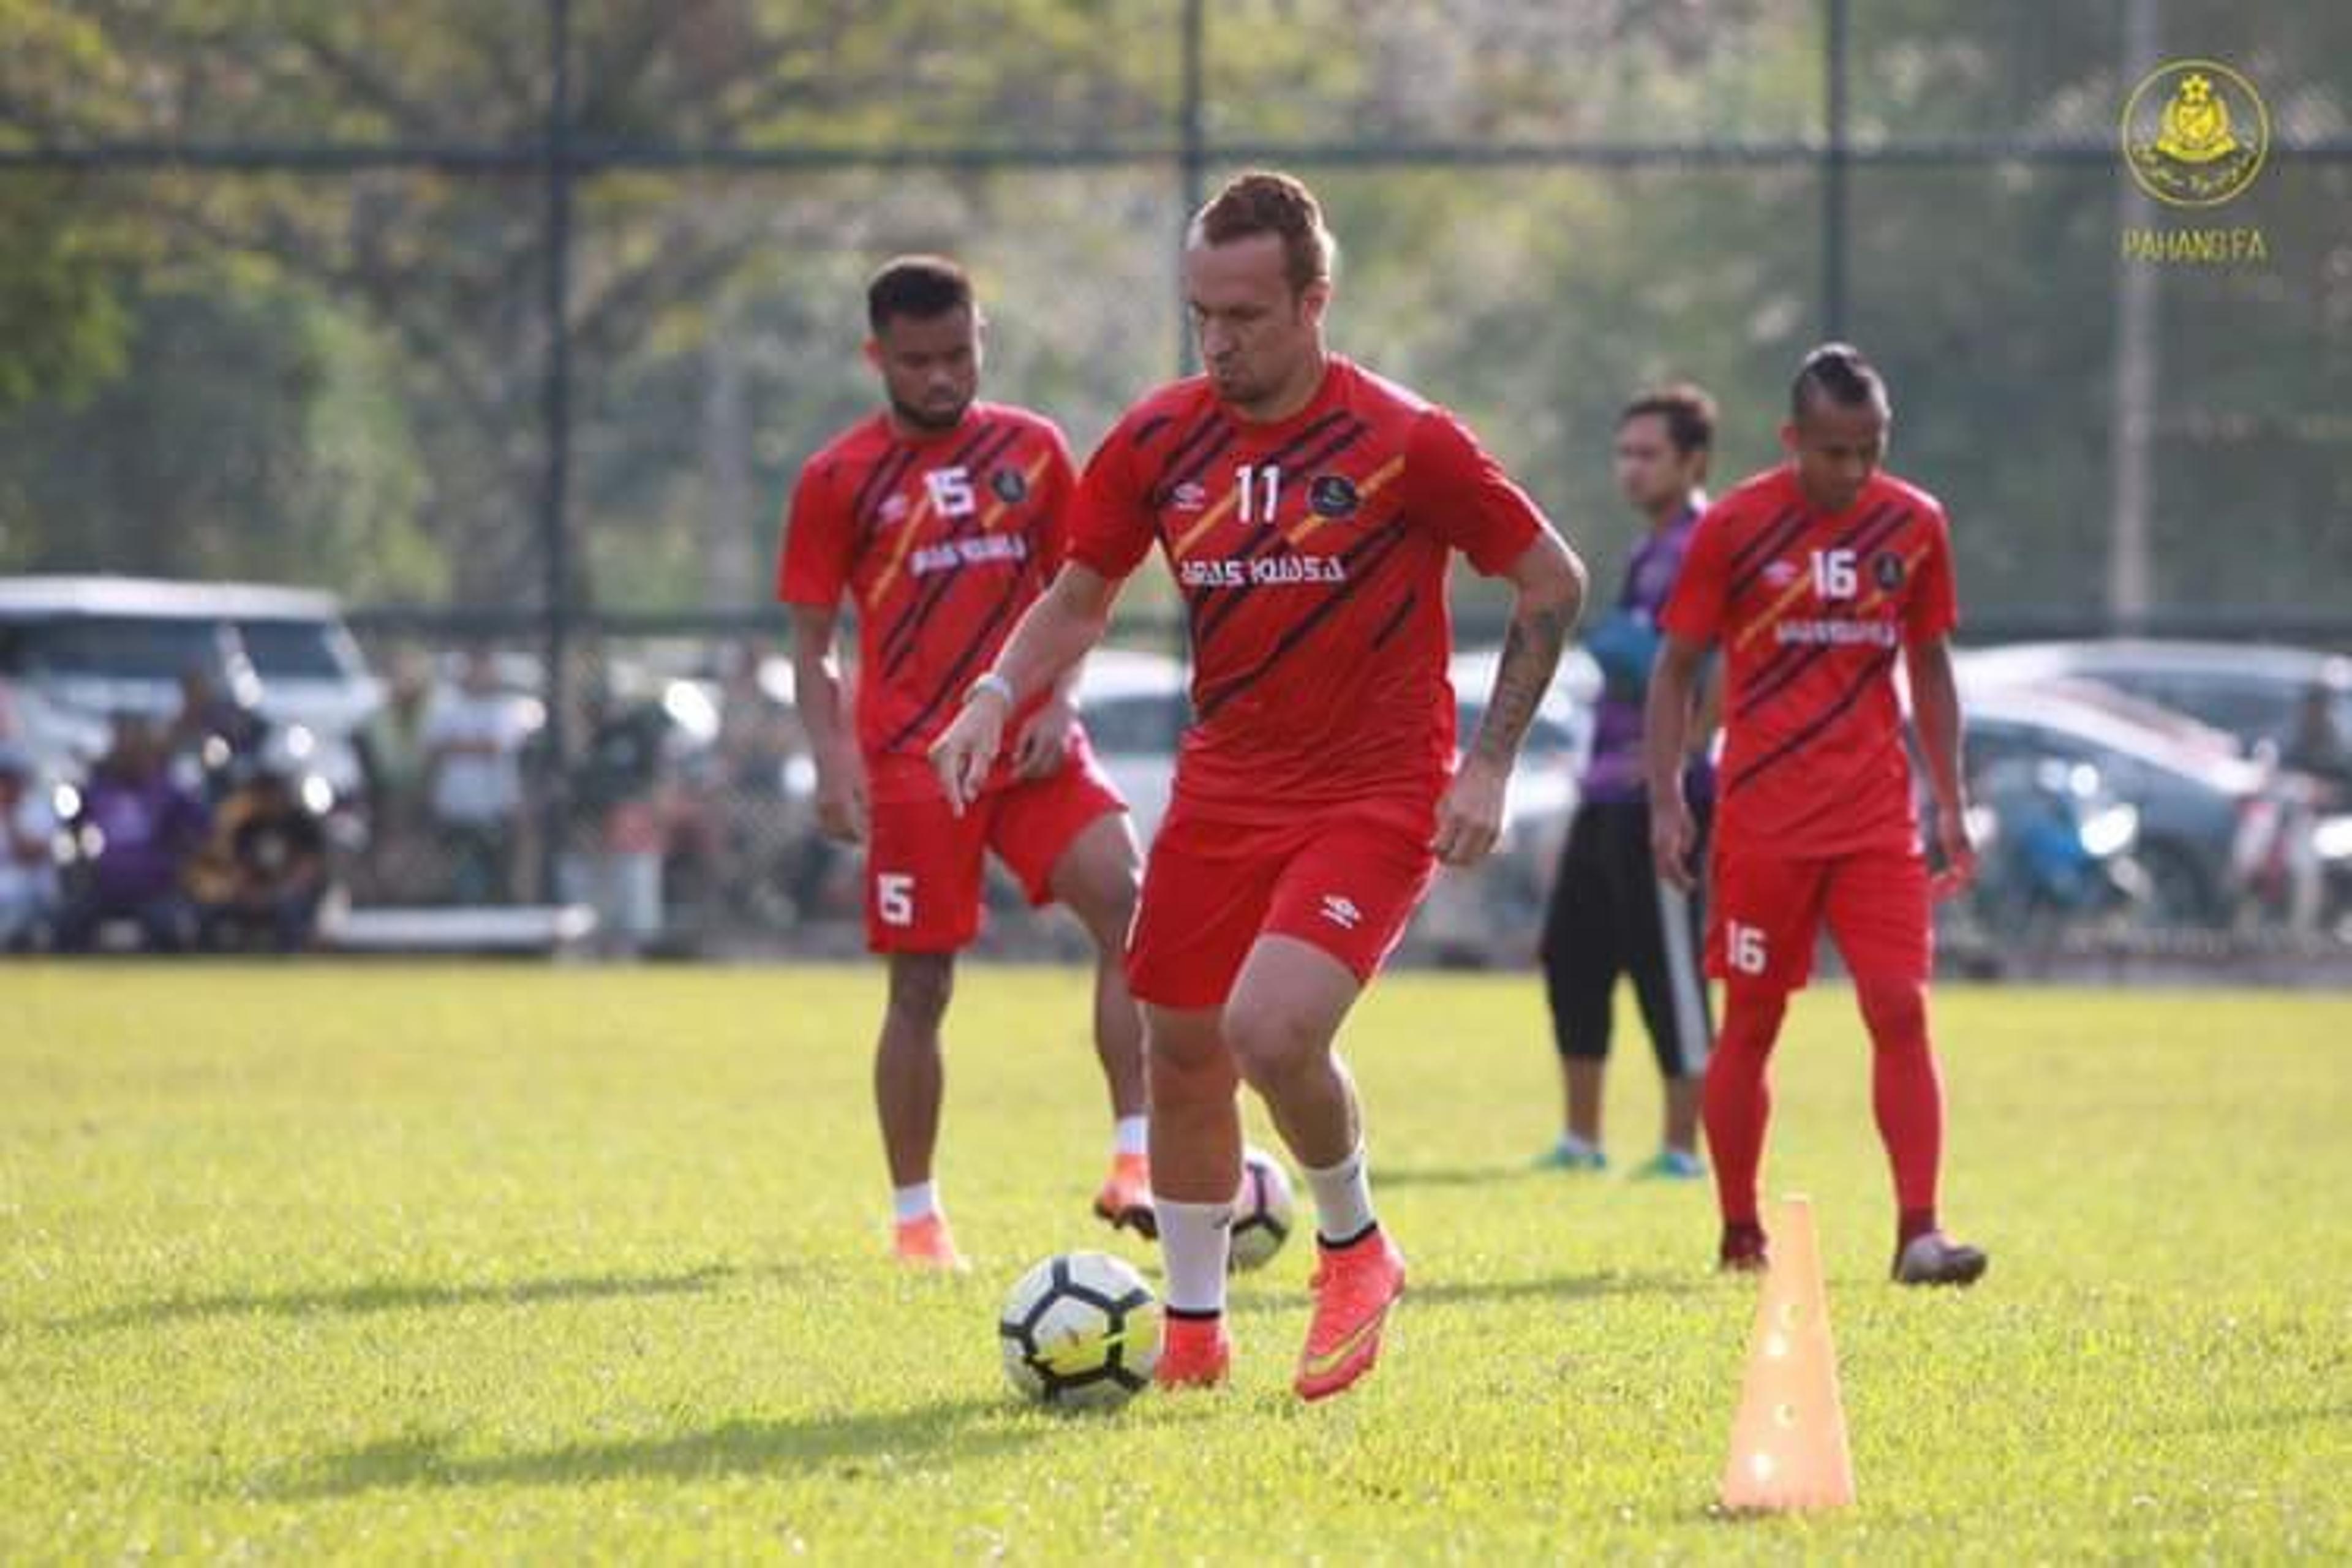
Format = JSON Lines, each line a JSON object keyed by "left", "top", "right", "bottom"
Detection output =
{"left": 0, "top": 744, "right": 62, "bottom": 951}
{"left": 185, "top": 731, "right": 331, "bottom": 952}
{"left": 358, "top": 650, "right": 436, "bottom": 899}
{"left": 423, "top": 647, "right": 531, "bottom": 905}
{"left": 58, "top": 715, "right": 209, "bottom": 952}
{"left": 168, "top": 665, "right": 265, "bottom": 795}
{"left": 2282, "top": 682, "right": 2351, "bottom": 800}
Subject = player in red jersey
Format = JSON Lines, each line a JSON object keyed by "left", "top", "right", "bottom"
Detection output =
{"left": 931, "top": 173, "right": 1588, "bottom": 1398}
{"left": 781, "top": 257, "right": 1149, "bottom": 1272}
{"left": 1645, "top": 343, "right": 1988, "bottom": 1286}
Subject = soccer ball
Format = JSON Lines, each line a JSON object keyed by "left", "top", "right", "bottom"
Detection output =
{"left": 1229, "top": 1145, "right": 1296, "bottom": 1273}
{"left": 997, "top": 1251, "right": 1161, "bottom": 1409}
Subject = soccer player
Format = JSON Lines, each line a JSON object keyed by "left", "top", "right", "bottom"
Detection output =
{"left": 1643, "top": 343, "right": 1989, "bottom": 1286}
{"left": 1537, "top": 385, "right": 1717, "bottom": 1179}
{"left": 780, "top": 256, "right": 1150, "bottom": 1272}
{"left": 930, "top": 172, "right": 1588, "bottom": 1398}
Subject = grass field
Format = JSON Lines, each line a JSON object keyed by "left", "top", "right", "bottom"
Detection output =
{"left": 4, "top": 963, "right": 2349, "bottom": 1561}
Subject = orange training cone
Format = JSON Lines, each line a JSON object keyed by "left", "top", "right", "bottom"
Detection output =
{"left": 1719, "top": 1194, "right": 1855, "bottom": 1512}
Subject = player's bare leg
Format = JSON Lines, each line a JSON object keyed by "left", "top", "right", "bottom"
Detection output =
{"left": 1703, "top": 981, "right": 1787, "bottom": 1272}
{"left": 876, "top": 951, "right": 965, "bottom": 1270}
{"left": 1855, "top": 974, "right": 1987, "bottom": 1286}
{"left": 1225, "top": 935, "right": 1406, "bottom": 1401}
{"left": 1144, "top": 1003, "right": 1240, "bottom": 1389}
{"left": 1048, "top": 812, "right": 1153, "bottom": 1235}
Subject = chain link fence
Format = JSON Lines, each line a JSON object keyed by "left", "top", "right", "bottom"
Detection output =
{"left": 2, "top": 0, "right": 2348, "bottom": 967}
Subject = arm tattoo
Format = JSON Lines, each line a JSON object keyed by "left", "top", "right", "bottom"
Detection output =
{"left": 1471, "top": 605, "right": 1570, "bottom": 767}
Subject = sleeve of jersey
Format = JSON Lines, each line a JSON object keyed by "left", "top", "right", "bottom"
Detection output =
{"left": 1035, "top": 424, "right": 1080, "bottom": 577}
{"left": 1657, "top": 506, "right": 1731, "bottom": 646}
{"left": 1905, "top": 507, "right": 1960, "bottom": 642}
{"left": 1406, "top": 409, "right": 1547, "bottom": 575}
{"left": 1064, "top": 420, "right": 1159, "bottom": 581}
{"left": 776, "top": 459, "right": 853, "bottom": 608}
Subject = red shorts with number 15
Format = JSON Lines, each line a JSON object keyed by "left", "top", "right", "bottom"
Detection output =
{"left": 864, "top": 732, "right": 1125, "bottom": 954}
{"left": 1706, "top": 841, "right": 1931, "bottom": 990}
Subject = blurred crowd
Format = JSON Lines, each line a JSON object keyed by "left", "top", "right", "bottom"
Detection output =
{"left": 0, "top": 636, "right": 861, "bottom": 957}
{"left": 5, "top": 625, "right": 2349, "bottom": 965}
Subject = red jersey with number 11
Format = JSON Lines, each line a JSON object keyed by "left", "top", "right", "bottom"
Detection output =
{"left": 1068, "top": 357, "right": 1549, "bottom": 826}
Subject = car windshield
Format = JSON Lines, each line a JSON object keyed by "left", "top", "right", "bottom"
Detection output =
{"left": 3, "top": 617, "right": 224, "bottom": 682}
{"left": 235, "top": 619, "right": 353, "bottom": 680}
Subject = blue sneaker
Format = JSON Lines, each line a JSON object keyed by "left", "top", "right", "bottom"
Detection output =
{"left": 1534, "top": 1137, "right": 1607, "bottom": 1172}
{"left": 1632, "top": 1148, "right": 1706, "bottom": 1181}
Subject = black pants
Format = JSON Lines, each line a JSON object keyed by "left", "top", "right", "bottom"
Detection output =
{"left": 1539, "top": 797, "right": 1712, "bottom": 1078}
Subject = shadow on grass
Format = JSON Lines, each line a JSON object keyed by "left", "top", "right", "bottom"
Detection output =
{"left": 1224, "top": 1268, "right": 1698, "bottom": 1316}
{"left": 59, "top": 1264, "right": 736, "bottom": 1332}
{"left": 1374, "top": 1164, "right": 1544, "bottom": 1189}
{"left": 270, "top": 1396, "right": 1046, "bottom": 1498}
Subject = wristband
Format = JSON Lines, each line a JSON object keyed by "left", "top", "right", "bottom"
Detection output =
{"left": 965, "top": 672, "right": 1016, "bottom": 710}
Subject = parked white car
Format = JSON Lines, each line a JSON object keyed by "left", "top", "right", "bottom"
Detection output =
{"left": 1409, "top": 644, "right": 1603, "bottom": 967}
{"left": 0, "top": 576, "right": 381, "bottom": 801}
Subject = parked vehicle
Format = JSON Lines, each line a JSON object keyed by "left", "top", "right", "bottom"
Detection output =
{"left": 1411, "top": 645, "right": 1602, "bottom": 967}
{"left": 1956, "top": 675, "right": 2283, "bottom": 925}
{"left": 0, "top": 576, "right": 381, "bottom": 807}
{"left": 1957, "top": 640, "right": 2352, "bottom": 761}
{"left": 1075, "top": 646, "right": 1189, "bottom": 846}
{"left": 1964, "top": 755, "right": 2152, "bottom": 948}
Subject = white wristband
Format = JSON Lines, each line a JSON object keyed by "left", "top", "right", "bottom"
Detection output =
{"left": 966, "top": 672, "right": 1016, "bottom": 710}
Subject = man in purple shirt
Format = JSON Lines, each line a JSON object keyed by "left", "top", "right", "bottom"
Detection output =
{"left": 1536, "top": 385, "right": 1719, "bottom": 1177}
{"left": 59, "top": 715, "right": 209, "bottom": 952}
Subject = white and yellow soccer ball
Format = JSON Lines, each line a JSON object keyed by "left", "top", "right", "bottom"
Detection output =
{"left": 1229, "top": 1145, "right": 1296, "bottom": 1273}
{"left": 998, "top": 1251, "right": 1161, "bottom": 1409}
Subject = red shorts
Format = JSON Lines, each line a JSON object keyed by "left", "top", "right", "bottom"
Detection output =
{"left": 1125, "top": 797, "right": 1438, "bottom": 1010}
{"left": 864, "top": 734, "right": 1125, "bottom": 954}
{"left": 1706, "top": 842, "right": 1930, "bottom": 990}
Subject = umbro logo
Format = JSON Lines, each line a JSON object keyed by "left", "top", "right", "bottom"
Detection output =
{"left": 1320, "top": 894, "right": 1362, "bottom": 930}
{"left": 1762, "top": 560, "right": 1800, "bottom": 587}
{"left": 878, "top": 494, "right": 911, "bottom": 525}
{"left": 1171, "top": 481, "right": 1208, "bottom": 512}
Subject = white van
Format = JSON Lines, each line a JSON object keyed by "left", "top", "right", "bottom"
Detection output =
{"left": 0, "top": 576, "right": 382, "bottom": 796}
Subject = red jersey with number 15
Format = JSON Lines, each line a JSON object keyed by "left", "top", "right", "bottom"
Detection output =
{"left": 1068, "top": 357, "right": 1548, "bottom": 826}
{"left": 1659, "top": 465, "right": 1958, "bottom": 858}
{"left": 777, "top": 402, "right": 1076, "bottom": 799}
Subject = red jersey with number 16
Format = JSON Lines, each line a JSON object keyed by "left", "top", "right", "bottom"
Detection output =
{"left": 1068, "top": 357, "right": 1548, "bottom": 827}
{"left": 777, "top": 402, "right": 1076, "bottom": 799}
{"left": 1659, "top": 464, "right": 1958, "bottom": 858}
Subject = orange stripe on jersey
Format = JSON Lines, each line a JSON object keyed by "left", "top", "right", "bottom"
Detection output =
{"left": 1851, "top": 546, "right": 1930, "bottom": 620}
{"left": 1170, "top": 488, "right": 1243, "bottom": 562}
{"left": 976, "top": 453, "right": 1052, "bottom": 534}
{"left": 1733, "top": 567, "right": 1822, "bottom": 654}
{"left": 1284, "top": 454, "right": 1405, "bottom": 549}
{"left": 863, "top": 488, "right": 940, "bottom": 606}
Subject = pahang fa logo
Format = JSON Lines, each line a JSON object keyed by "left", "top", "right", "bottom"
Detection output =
{"left": 2119, "top": 59, "right": 2271, "bottom": 266}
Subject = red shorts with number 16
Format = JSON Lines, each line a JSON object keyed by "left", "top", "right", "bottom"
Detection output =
{"left": 1706, "top": 842, "right": 1931, "bottom": 990}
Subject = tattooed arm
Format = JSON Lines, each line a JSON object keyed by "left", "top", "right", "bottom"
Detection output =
{"left": 1435, "top": 530, "right": 1588, "bottom": 867}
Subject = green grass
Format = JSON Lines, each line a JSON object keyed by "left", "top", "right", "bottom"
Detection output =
{"left": 3, "top": 964, "right": 2349, "bottom": 1562}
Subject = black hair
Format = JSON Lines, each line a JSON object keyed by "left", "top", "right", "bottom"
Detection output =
{"left": 1790, "top": 342, "right": 1890, "bottom": 421}
{"left": 866, "top": 255, "right": 974, "bottom": 332}
{"left": 1618, "top": 383, "right": 1717, "bottom": 456}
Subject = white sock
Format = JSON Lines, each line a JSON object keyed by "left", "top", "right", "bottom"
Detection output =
{"left": 1157, "top": 1198, "right": 1233, "bottom": 1315}
{"left": 1303, "top": 1144, "right": 1376, "bottom": 1245}
{"left": 891, "top": 1182, "right": 938, "bottom": 1225}
{"left": 1113, "top": 1115, "right": 1149, "bottom": 1159}
{"left": 1559, "top": 1132, "right": 1602, "bottom": 1158}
